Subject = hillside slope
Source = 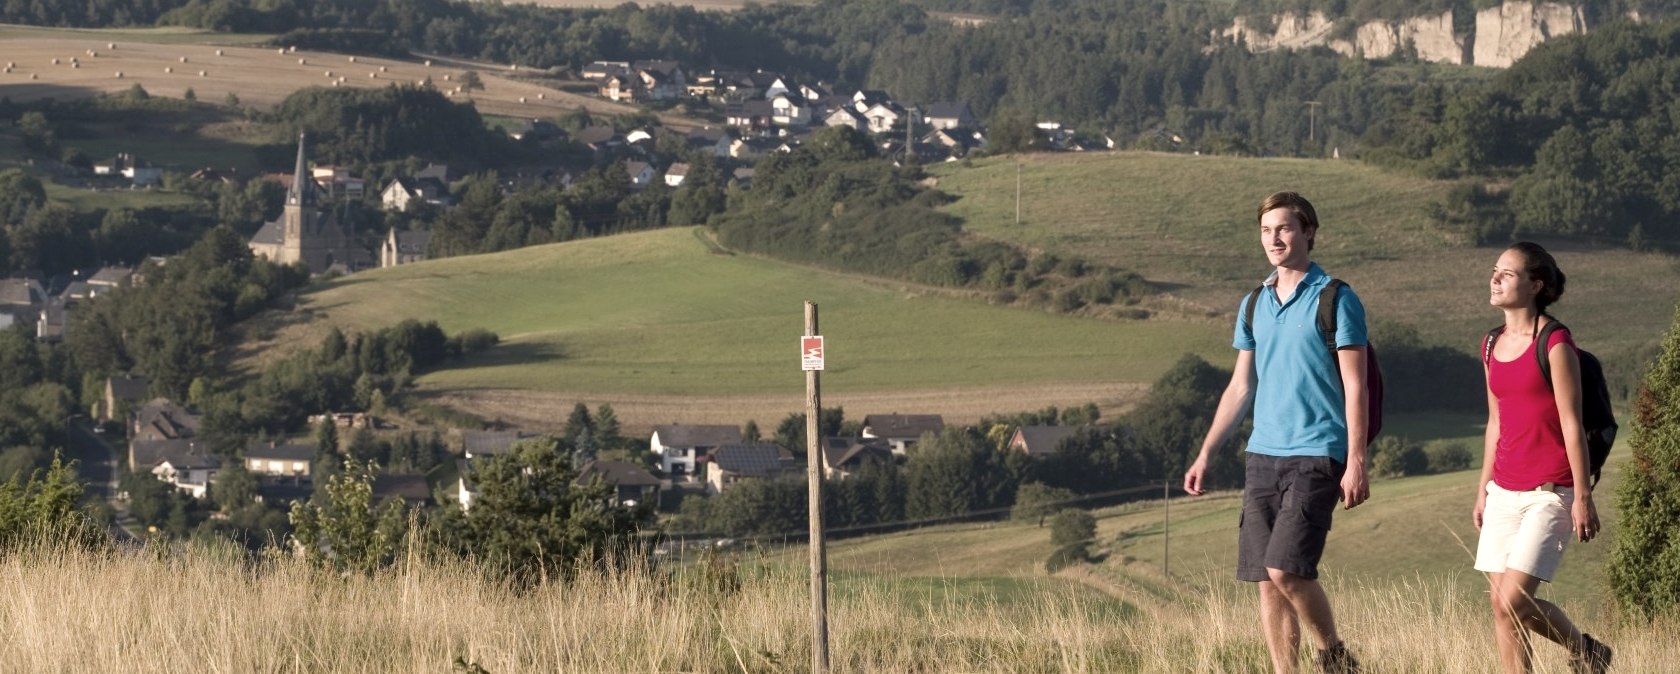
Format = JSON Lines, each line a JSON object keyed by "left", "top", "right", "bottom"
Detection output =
{"left": 242, "top": 227, "right": 1230, "bottom": 433}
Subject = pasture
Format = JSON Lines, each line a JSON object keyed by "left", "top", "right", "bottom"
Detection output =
{"left": 931, "top": 152, "right": 1680, "bottom": 365}
{"left": 245, "top": 227, "right": 1232, "bottom": 433}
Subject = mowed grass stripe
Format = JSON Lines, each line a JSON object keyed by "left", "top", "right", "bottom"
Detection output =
{"left": 293, "top": 227, "right": 1232, "bottom": 396}
{"left": 932, "top": 152, "right": 1680, "bottom": 361}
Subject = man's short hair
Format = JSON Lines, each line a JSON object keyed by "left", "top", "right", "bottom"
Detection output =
{"left": 1258, "top": 191, "right": 1319, "bottom": 250}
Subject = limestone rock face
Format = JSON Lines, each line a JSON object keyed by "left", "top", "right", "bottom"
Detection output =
{"left": 1473, "top": 2, "right": 1587, "bottom": 68}
{"left": 1214, "top": 2, "right": 1588, "bottom": 68}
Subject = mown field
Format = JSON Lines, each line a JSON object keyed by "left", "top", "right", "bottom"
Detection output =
{"left": 248, "top": 227, "right": 1229, "bottom": 433}
{"left": 0, "top": 24, "right": 660, "bottom": 125}
{"left": 931, "top": 153, "right": 1680, "bottom": 366}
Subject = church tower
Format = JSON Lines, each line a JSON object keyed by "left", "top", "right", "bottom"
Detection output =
{"left": 278, "top": 133, "right": 319, "bottom": 266}
{"left": 249, "top": 133, "right": 360, "bottom": 274}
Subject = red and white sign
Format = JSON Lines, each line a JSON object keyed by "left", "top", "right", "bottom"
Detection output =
{"left": 801, "top": 336, "right": 825, "bottom": 371}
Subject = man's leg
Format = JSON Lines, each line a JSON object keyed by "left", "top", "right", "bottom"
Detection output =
{"left": 1267, "top": 567, "right": 1341, "bottom": 651}
{"left": 1259, "top": 579, "right": 1303, "bottom": 674}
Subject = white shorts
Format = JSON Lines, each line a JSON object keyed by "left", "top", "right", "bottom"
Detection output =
{"left": 1474, "top": 481, "right": 1573, "bottom": 582}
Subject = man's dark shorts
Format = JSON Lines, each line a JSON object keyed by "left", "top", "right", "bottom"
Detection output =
{"left": 1237, "top": 453, "right": 1346, "bottom": 582}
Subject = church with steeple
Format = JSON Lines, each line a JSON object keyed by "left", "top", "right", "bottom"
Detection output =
{"left": 248, "top": 134, "right": 363, "bottom": 274}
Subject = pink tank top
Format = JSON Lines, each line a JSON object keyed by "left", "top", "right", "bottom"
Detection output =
{"left": 1487, "top": 327, "right": 1576, "bottom": 490}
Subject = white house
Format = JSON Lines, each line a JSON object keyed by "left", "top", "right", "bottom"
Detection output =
{"left": 770, "top": 93, "right": 811, "bottom": 127}
{"left": 664, "top": 162, "right": 690, "bottom": 187}
{"left": 861, "top": 414, "right": 945, "bottom": 454}
{"left": 649, "top": 424, "right": 742, "bottom": 479}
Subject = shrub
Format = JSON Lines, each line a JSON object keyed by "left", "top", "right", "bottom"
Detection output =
{"left": 1424, "top": 441, "right": 1475, "bottom": 473}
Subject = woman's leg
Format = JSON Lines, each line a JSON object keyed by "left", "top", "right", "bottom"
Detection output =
{"left": 1492, "top": 569, "right": 1586, "bottom": 662}
{"left": 1487, "top": 571, "right": 1532, "bottom": 674}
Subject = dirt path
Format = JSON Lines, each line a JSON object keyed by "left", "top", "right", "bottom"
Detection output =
{"left": 418, "top": 382, "right": 1147, "bottom": 436}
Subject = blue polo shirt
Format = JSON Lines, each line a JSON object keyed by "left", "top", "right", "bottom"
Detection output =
{"left": 1233, "top": 262, "right": 1367, "bottom": 462}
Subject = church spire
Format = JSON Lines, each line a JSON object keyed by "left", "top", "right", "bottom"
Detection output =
{"left": 287, "top": 132, "right": 316, "bottom": 207}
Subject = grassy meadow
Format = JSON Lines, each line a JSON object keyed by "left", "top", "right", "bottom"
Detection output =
{"left": 251, "top": 227, "right": 1230, "bottom": 432}
{"left": 10, "top": 450, "right": 1677, "bottom": 673}
{"left": 930, "top": 153, "right": 1680, "bottom": 364}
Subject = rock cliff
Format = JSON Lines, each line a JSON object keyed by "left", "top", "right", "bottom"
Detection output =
{"left": 1217, "top": 1, "right": 1589, "bottom": 68}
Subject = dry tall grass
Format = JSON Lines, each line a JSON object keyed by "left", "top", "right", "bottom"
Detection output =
{"left": 6, "top": 534, "right": 1673, "bottom": 672}
{"left": 5, "top": 537, "right": 1675, "bottom": 673}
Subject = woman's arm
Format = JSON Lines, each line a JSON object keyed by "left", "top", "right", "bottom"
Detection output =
{"left": 1549, "top": 338, "right": 1599, "bottom": 542}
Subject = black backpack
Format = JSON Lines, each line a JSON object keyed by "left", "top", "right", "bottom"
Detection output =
{"left": 1481, "top": 319, "right": 1619, "bottom": 487}
{"left": 1243, "top": 278, "right": 1384, "bottom": 443}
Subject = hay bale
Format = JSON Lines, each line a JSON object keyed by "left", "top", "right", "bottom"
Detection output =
{"left": 107, "top": 43, "right": 116, "bottom": 49}
{"left": 298, "top": 58, "right": 307, "bottom": 65}
{"left": 537, "top": 93, "right": 545, "bottom": 99}
{"left": 518, "top": 97, "right": 526, "bottom": 103}
{"left": 164, "top": 67, "right": 172, "bottom": 73}
{"left": 348, "top": 56, "right": 357, "bottom": 63}
{"left": 378, "top": 65, "right": 387, "bottom": 72}
{"left": 215, "top": 49, "right": 224, "bottom": 56}
{"left": 199, "top": 70, "right": 207, "bottom": 77}
{"left": 424, "top": 60, "right": 433, "bottom": 67}
{"left": 114, "top": 71, "right": 122, "bottom": 78}
{"left": 180, "top": 56, "right": 188, "bottom": 63}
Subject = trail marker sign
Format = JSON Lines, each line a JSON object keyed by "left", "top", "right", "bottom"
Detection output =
{"left": 802, "top": 336, "right": 825, "bottom": 371}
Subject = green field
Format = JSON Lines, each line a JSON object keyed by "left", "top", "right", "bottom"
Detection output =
{"left": 818, "top": 442, "right": 1629, "bottom": 615}
{"left": 277, "top": 227, "right": 1231, "bottom": 396}
{"left": 931, "top": 153, "right": 1680, "bottom": 365}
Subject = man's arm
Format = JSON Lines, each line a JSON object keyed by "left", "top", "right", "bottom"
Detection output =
{"left": 1184, "top": 349, "right": 1256, "bottom": 496}
{"left": 1336, "top": 346, "right": 1369, "bottom": 509}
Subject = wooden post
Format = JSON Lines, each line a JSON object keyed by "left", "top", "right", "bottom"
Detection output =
{"left": 1162, "top": 478, "right": 1169, "bottom": 577}
{"left": 804, "top": 301, "right": 830, "bottom": 673}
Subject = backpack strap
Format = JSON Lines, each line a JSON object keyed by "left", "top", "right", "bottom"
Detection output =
{"left": 1534, "top": 318, "right": 1566, "bottom": 391}
{"left": 1316, "top": 279, "right": 1347, "bottom": 354}
{"left": 1241, "top": 284, "right": 1265, "bottom": 345}
{"left": 1482, "top": 326, "right": 1503, "bottom": 367}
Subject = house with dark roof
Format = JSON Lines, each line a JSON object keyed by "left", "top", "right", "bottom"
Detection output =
{"left": 1007, "top": 425, "right": 1083, "bottom": 456}
{"left": 706, "top": 443, "right": 794, "bottom": 494}
{"left": 131, "top": 398, "right": 200, "bottom": 442}
{"left": 461, "top": 429, "right": 536, "bottom": 460}
{"left": 925, "top": 127, "right": 986, "bottom": 156}
{"left": 924, "top": 101, "right": 978, "bottom": 130}
{"left": 511, "top": 118, "right": 564, "bottom": 142}
{"left": 861, "top": 414, "right": 945, "bottom": 454}
{"left": 574, "top": 125, "right": 621, "bottom": 152}
{"left": 372, "top": 473, "right": 433, "bottom": 507}
{"left": 624, "top": 161, "right": 656, "bottom": 188}
{"left": 581, "top": 61, "right": 631, "bottom": 81}
{"left": 824, "top": 107, "right": 866, "bottom": 131}
{"left": 819, "top": 437, "right": 895, "bottom": 479}
{"left": 0, "top": 278, "right": 44, "bottom": 330}
{"left": 380, "top": 228, "right": 432, "bottom": 268}
{"left": 36, "top": 302, "right": 67, "bottom": 342}
{"left": 245, "top": 441, "right": 315, "bottom": 477}
{"left": 103, "top": 375, "right": 150, "bottom": 422}
{"left": 650, "top": 424, "right": 743, "bottom": 479}
{"left": 87, "top": 266, "right": 134, "bottom": 293}
{"left": 129, "top": 436, "right": 219, "bottom": 497}
{"left": 381, "top": 176, "right": 451, "bottom": 212}
{"left": 726, "top": 100, "right": 774, "bottom": 131}
{"left": 574, "top": 459, "right": 661, "bottom": 507}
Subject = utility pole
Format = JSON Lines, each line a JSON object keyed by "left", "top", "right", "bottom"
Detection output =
{"left": 802, "top": 302, "right": 829, "bottom": 674}
{"left": 1015, "top": 161, "right": 1022, "bottom": 226}
{"left": 1304, "top": 100, "right": 1322, "bottom": 148}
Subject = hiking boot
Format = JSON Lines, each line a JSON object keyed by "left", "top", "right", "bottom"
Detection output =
{"left": 1569, "top": 633, "right": 1613, "bottom": 674}
{"left": 1316, "top": 642, "right": 1361, "bottom": 674}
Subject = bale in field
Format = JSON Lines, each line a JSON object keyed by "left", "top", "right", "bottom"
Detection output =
{"left": 199, "top": 70, "right": 207, "bottom": 77}
{"left": 299, "top": 58, "right": 307, "bottom": 65}
{"left": 215, "top": 49, "right": 223, "bottom": 56}
{"left": 107, "top": 43, "right": 115, "bottom": 49}
{"left": 379, "top": 66, "right": 387, "bottom": 72}
{"left": 424, "top": 60, "right": 432, "bottom": 66}
{"left": 165, "top": 67, "right": 172, "bottom": 73}
{"left": 180, "top": 56, "right": 188, "bottom": 63}
{"left": 114, "top": 72, "right": 122, "bottom": 78}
